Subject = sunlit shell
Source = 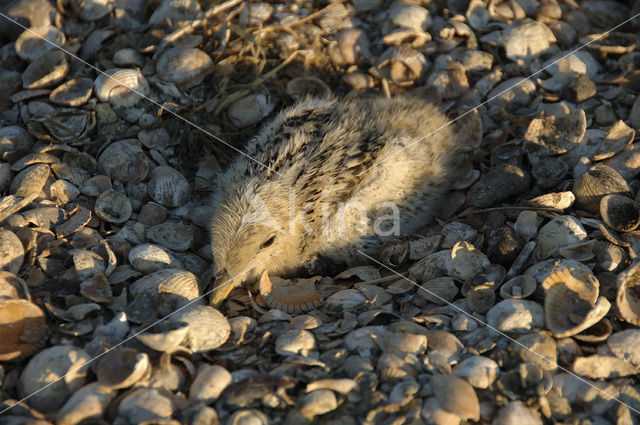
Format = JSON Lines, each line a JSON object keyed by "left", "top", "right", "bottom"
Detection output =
{"left": 156, "top": 47, "right": 213, "bottom": 85}
{"left": 591, "top": 120, "right": 635, "bottom": 161}
{"left": 227, "top": 93, "right": 276, "bottom": 128}
{"left": 503, "top": 18, "right": 553, "bottom": 61}
{"left": 49, "top": 78, "right": 93, "bottom": 107}
{"left": 15, "top": 25, "right": 65, "bottom": 62}
{"left": 22, "top": 50, "right": 69, "bottom": 89}
{"left": 343, "top": 72, "right": 376, "bottom": 90}
{"left": 558, "top": 240, "right": 596, "bottom": 262}
{"left": 542, "top": 268, "right": 610, "bottom": 337}
{"left": 94, "top": 68, "right": 149, "bottom": 108}
{"left": 136, "top": 320, "right": 190, "bottom": 352}
{"left": 514, "top": 332, "right": 557, "bottom": 372}
{"left": 20, "top": 345, "right": 91, "bottom": 412}
{"left": 94, "top": 189, "right": 131, "bottom": 224}
{"left": 190, "top": 364, "right": 232, "bottom": 403}
{"left": 0, "top": 299, "right": 47, "bottom": 362}
{"left": 616, "top": 259, "right": 640, "bottom": 327}
{"left": 170, "top": 305, "right": 230, "bottom": 352}
{"left": 259, "top": 271, "right": 322, "bottom": 313}
{"left": 377, "top": 349, "right": 419, "bottom": 382}
{"left": 607, "top": 329, "right": 640, "bottom": 369}
{"left": 572, "top": 355, "right": 639, "bottom": 380}
{"left": 449, "top": 241, "right": 490, "bottom": 280}
{"left": 0, "top": 271, "right": 25, "bottom": 299}
{"left": 300, "top": 390, "right": 338, "bottom": 419}
{"left": 466, "top": 283, "right": 495, "bottom": 313}
{"left": 486, "top": 299, "right": 545, "bottom": 334}
{"left": 226, "top": 409, "right": 269, "bottom": 425}
{"left": 10, "top": 163, "right": 50, "bottom": 197}
{"left": 127, "top": 244, "right": 184, "bottom": 274}
{"left": 429, "top": 374, "right": 479, "bottom": 421}
{"left": 599, "top": 194, "right": 640, "bottom": 232}
{"left": 574, "top": 317, "right": 612, "bottom": 343}
{"left": 56, "top": 382, "right": 115, "bottom": 425}
{"left": 374, "top": 46, "right": 427, "bottom": 87}
{"left": 286, "top": 76, "right": 332, "bottom": 100}
{"left": 582, "top": 32, "right": 637, "bottom": 56}
{"left": 96, "top": 347, "right": 151, "bottom": 389}
{"left": 573, "top": 164, "right": 631, "bottom": 213}
{"left": 534, "top": 215, "right": 587, "bottom": 260}
{"left": 524, "top": 109, "right": 586, "bottom": 155}
{"left": 147, "top": 165, "right": 191, "bottom": 208}
{"left": 453, "top": 355, "right": 499, "bottom": 389}
{"left": 71, "top": 0, "right": 111, "bottom": 21}
{"left": 528, "top": 191, "right": 575, "bottom": 210}
{"left": 0, "top": 229, "right": 24, "bottom": 274}
{"left": 328, "top": 28, "right": 371, "bottom": 66}
{"left": 388, "top": 1, "right": 431, "bottom": 31}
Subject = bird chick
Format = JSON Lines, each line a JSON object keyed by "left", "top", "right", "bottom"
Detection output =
{"left": 210, "top": 95, "right": 474, "bottom": 306}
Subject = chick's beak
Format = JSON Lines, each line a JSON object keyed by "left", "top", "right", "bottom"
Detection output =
{"left": 210, "top": 270, "right": 237, "bottom": 307}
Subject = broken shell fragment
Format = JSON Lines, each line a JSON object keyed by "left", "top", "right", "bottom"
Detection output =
{"left": 541, "top": 268, "right": 610, "bottom": 337}
{"left": 49, "top": 78, "right": 93, "bottom": 107}
{"left": 572, "top": 164, "right": 631, "bottom": 213}
{"left": 599, "top": 194, "right": 640, "bottom": 232}
{"left": 259, "top": 271, "right": 322, "bottom": 313}
{"left": 22, "top": 50, "right": 69, "bottom": 89}
{"left": 96, "top": 347, "right": 151, "bottom": 389}
{"left": 524, "top": 109, "right": 586, "bottom": 155}
{"left": 94, "top": 68, "right": 149, "bottom": 108}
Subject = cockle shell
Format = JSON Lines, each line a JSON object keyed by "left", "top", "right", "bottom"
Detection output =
{"left": 0, "top": 299, "right": 47, "bottom": 361}
{"left": 259, "top": 271, "right": 322, "bottom": 313}
{"left": 573, "top": 164, "right": 631, "bottom": 213}
{"left": 147, "top": 165, "right": 191, "bottom": 208}
{"left": 94, "top": 68, "right": 149, "bottom": 108}
{"left": 541, "top": 268, "right": 610, "bottom": 337}
{"left": 96, "top": 347, "right": 151, "bottom": 389}
{"left": 501, "top": 276, "right": 537, "bottom": 299}
{"left": 374, "top": 46, "right": 427, "bottom": 87}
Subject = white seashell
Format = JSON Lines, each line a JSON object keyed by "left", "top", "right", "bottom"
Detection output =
{"left": 382, "top": 27, "right": 431, "bottom": 48}
{"left": 136, "top": 320, "right": 189, "bottom": 352}
{"left": 0, "top": 229, "right": 24, "bottom": 274}
{"left": 56, "top": 382, "right": 115, "bottom": 425}
{"left": 156, "top": 47, "right": 213, "bottom": 85}
{"left": 71, "top": 0, "right": 111, "bottom": 21}
{"left": 514, "top": 332, "right": 557, "bottom": 371}
{"left": 573, "top": 164, "right": 631, "bottom": 214}
{"left": 429, "top": 374, "right": 480, "bottom": 421}
{"left": 147, "top": 165, "right": 191, "bottom": 208}
{"left": 49, "top": 78, "right": 93, "bottom": 106}
{"left": 189, "top": 365, "right": 232, "bottom": 403}
{"left": 15, "top": 25, "right": 65, "bottom": 62}
{"left": 607, "top": 330, "right": 640, "bottom": 369}
{"left": 227, "top": 93, "right": 276, "bottom": 128}
{"left": 453, "top": 355, "right": 499, "bottom": 389}
{"left": 514, "top": 211, "right": 540, "bottom": 241}
{"left": 20, "top": 345, "right": 92, "bottom": 412}
{"left": 375, "top": 46, "right": 427, "bottom": 87}
{"left": 343, "top": 72, "right": 376, "bottom": 90}
{"left": 148, "top": 0, "right": 201, "bottom": 25}
{"left": 146, "top": 222, "right": 194, "bottom": 252}
{"left": 377, "top": 349, "right": 420, "bottom": 382}
{"left": 226, "top": 409, "right": 269, "bottom": 425}
{"left": 449, "top": 241, "right": 490, "bottom": 280}
{"left": 572, "top": 355, "right": 639, "bottom": 379}
{"left": 541, "top": 268, "right": 610, "bottom": 338}
{"left": 524, "top": 109, "right": 586, "bottom": 156}
{"left": 325, "top": 288, "right": 367, "bottom": 311}
{"left": 170, "top": 305, "right": 230, "bottom": 352}
{"left": 72, "top": 249, "right": 106, "bottom": 279}
{"left": 275, "top": 329, "right": 316, "bottom": 356}
{"left": 503, "top": 18, "right": 554, "bottom": 61}
{"left": 388, "top": 1, "right": 431, "bottom": 31}
{"left": 486, "top": 299, "right": 545, "bottom": 334}
{"left": 533, "top": 215, "right": 587, "bottom": 260}
{"left": 22, "top": 50, "right": 69, "bottom": 89}
{"left": 128, "top": 244, "right": 184, "bottom": 273}
{"left": 300, "top": 390, "right": 338, "bottom": 419}
{"left": 528, "top": 191, "right": 575, "bottom": 210}
{"left": 493, "top": 401, "right": 543, "bottom": 425}
{"left": 94, "top": 189, "right": 131, "bottom": 224}
{"left": 328, "top": 28, "right": 371, "bottom": 66}
{"left": 500, "top": 275, "right": 536, "bottom": 299}
{"left": 94, "top": 68, "right": 149, "bottom": 108}
{"left": 418, "top": 276, "right": 458, "bottom": 305}
{"left": 239, "top": 2, "right": 274, "bottom": 25}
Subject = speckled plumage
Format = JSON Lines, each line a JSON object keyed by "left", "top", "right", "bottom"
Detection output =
{"left": 210, "top": 95, "right": 473, "bottom": 304}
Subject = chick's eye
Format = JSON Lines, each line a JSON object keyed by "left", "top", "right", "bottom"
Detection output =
{"left": 260, "top": 235, "right": 276, "bottom": 249}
